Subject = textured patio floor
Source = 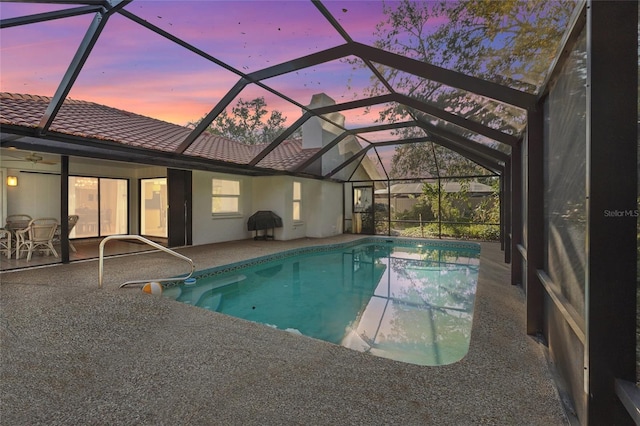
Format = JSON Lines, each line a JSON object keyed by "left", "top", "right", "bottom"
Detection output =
{"left": 0, "top": 236, "right": 569, "bottom": 425}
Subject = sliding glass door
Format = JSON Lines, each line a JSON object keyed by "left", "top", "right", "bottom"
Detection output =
{"left": 99, "top": 178, "right": 128, "bottom": 236}
{"left": 140, "top": 178, "right": 167, "bottom": 238}
{"left": 69, "top": 176, "right": 128, "bottom": 238}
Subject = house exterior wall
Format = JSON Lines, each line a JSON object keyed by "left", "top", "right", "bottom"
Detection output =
{"left": 5, "top": 168, "right": 60, "bottom": 221}
{"left": 252, "top": 176, "right": 342, "bottom": 241}
{"left": 305, "top": 179, "right": 342, "bottom": 238}
{"left": 2, "top": 157, "right": 344, "bottom": 245}
{"left": 252, "top": 176, "right": 290, "bottom": 240}
{"left": 191, "top": 170, "right": 252, "bottom": 245}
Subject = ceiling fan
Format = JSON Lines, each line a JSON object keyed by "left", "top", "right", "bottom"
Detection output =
{"left": 3, "top": 151, "right": 58, "bottom": 165}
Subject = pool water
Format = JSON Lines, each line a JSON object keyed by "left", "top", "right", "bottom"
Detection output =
{"left": 163, "top": 240, "right": 480, "bottom": 366}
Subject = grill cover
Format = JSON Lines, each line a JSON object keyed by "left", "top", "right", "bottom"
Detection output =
{"left": 247, "top": 211, "right": 283, "bottom": 231}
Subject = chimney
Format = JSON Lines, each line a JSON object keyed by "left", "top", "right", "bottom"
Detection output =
{"left": 302, "top": 93, "right": 345, "bottom": 150}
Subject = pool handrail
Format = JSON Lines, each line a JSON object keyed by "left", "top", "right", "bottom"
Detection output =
{"left": 98, "top": 235, "right": 195, "bottom": 289}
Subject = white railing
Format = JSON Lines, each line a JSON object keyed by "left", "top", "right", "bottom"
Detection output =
{"left": 98, "top": 235, "right": 195, "bottom": 289}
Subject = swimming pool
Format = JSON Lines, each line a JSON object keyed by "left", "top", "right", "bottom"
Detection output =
{"left": 163, "top": 238, "right": 480, "bottom": 366}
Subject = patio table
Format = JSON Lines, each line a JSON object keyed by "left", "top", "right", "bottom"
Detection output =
{"left": 4, "top": 219, "right": 31, "bottom": 258}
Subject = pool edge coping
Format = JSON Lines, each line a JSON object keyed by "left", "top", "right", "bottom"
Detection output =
{"left": 165, "top": 236, "right": 480, "bottom": 288}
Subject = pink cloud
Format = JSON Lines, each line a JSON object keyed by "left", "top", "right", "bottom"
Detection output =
{"left": 1, "top": 14, "right": 95, "bottom": 96}
{"left": 1, "top": 2, "right": 404, "bottom": 127}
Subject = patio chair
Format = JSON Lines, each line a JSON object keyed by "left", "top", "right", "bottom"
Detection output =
{"left": 15, "top": 218, "right": 59, "bottom": 261}
{"left": 0, "top": 229, "right": 11, "bottom": 259}
{"left": 53, "top": 214, "right": 79, "bottom": 253}
{"left": 5, "top": 214, "right": 32, "bottom": 233}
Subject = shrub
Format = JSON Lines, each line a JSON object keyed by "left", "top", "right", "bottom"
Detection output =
{"left": 396, "top": 223, "right": 500, "bottom": 241}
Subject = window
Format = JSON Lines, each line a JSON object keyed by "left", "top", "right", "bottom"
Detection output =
{"left": 212, "top": 179, "right": 240, "bottom": 215}
{"left": 293, "top": 181, "right": 301, "bottom": 221}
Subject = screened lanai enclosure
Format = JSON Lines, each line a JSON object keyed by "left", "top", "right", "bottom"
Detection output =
{"left": 0, "top": 1, "right": 638, "bottom": 424}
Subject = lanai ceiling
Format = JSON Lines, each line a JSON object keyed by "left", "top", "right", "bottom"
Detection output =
{"left": 0, "top": 0, "right": 580, "bottom": 181}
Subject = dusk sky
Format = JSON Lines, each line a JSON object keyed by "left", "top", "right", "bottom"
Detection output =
{"left": 1, "top": 0, "right": 574, "bottom": 159}
{"left": 0, "top": 1, "right": 434, "bottom": 132}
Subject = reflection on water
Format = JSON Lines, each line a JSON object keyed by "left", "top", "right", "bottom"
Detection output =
{"left": 166, "top": 242, "right": 479, "bottom": 366}
{"left": 345, "top": 248, "right": 478, "bottom": 365}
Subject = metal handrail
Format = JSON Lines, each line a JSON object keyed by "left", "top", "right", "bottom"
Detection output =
{"left": 98, "top": 235, "right": 195, "bottom": 289}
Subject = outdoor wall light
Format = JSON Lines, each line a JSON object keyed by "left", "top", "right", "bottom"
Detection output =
{"left": 7, "top": 176, "right": 18, "bottom": 187}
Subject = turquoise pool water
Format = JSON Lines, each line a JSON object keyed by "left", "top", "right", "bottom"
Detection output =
{"left": 163, "top": 239, "right": 480, "bottom": 366}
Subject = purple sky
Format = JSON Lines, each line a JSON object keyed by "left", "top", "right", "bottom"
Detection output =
{"left": 1, "top": 1, "right": 418, "bottom": 129}
{"left": 1, "top": 1, "right": 569, "bottom": 143}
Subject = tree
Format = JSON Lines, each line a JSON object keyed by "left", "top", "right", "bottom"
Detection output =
{"left": 191, "top": 97, "right": 300, "bottom": 145}
{"left": 360, "top": 0, "right": 575, "bottom": 177}
{"left": 390, "top": 141, "right": 492, "bottom": 179}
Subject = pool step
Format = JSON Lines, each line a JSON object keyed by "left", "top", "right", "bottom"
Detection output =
{"left": 179, "top": 274, "right": 246, "bottom": 308}
{"left": 197, "top": 293, "right": 223, "bottom": 311}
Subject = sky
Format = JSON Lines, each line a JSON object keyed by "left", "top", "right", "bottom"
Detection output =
{"left": 0, "top": 1, "right": 419, "bottom": 131}
{"left": 0, "top": 0, "right": 577, "bottom": 146}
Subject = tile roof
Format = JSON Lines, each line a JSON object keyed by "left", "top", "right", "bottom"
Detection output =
{"left": 0, "top": 92, "right": 319, "bottom": 171}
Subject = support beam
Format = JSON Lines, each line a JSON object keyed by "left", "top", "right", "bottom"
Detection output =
{"left": 247, "top": 43, "right": 354, "bottom": 81}
{"left": 353, "top": 41, "right": 537, "bottom": 110}
{"left": 415, "top": 120, "right": 510, "bottom": 163}
{"left": 418, "top": 135, "right": 505, "bottom": 175}
{"left": 294, "top": 133, "right": 350, "bottom": 173}
{"left": 38, "top": 10, "right": 106, "bottom": 132}
{"left": 502, "top": 159, "right": 510, "bottom": 259}
{"left": 176, "top": 79, "right": 249, "bottom": 154}
{"left": 37, "top": 3, "right": 128, "bottom": 133}
{"left": 288, "top": 93, "right": 517, "bottom": 149}
{"left": 249, "top": 113, "right": 313, "bottom": 166}
{"left": 585, "top": 2, "right": 637, "bottom": 423}
{"left": 60, "top": 155, "right": 70, "bottom": 263}
{"left": 525, "top": 105, "right": 544, "bottom": 335}
{"left": 325, "top": 136, "right": 503, "bottom": 180}
{"left": 510, "top": 141, "right": 522, "bottom": 284}
{"left": 0, "top": 5, "right": 102, "bottom": 29}
{"left": 398, "top": 94, "right": 519, "bottom": 147}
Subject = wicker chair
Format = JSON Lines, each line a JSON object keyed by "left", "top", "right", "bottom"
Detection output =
{"left": 0, "top": 229, "right": 11, "bottom": 259}
{"left": 16, "top": 218, "right": 59, "bottom": 261}
{"left": 53, "top": 214, "right": 79, "bottom": 253}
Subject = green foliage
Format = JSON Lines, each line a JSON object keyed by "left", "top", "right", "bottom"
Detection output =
{"left": 472, "top": 177, "right": 500, "bottom": 223}
{"left": 395, "top": 195, "right": 435, "bottom": 222}
{"left": 361, "top": 203, "right": 390, "bottom": 234}
{"left": 399, "top": 223, "right": 500, "bottom": 241}
{"left": 373, "top": 0, "right": 573, "bottom": 99}
{"left": 190, "top": 97, "right": 301, "bottom": 145}
{"left": 390, "top": 178, "right": 500, "bottom": 240}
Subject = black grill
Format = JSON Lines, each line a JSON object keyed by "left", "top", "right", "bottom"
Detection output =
{"left": 247, "top": 211, "right": 282, "bottom": 240}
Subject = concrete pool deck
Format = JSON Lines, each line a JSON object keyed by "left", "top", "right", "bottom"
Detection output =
{"left": 1, "top": 236, "right": 569, "bottom": 425}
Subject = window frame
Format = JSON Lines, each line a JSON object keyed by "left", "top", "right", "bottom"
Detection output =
{"left": 212, "top": 178, "right": 241, "bottom": 217}
{"left": 69, "top": 175, "right": 129, "bottom": 238}
{"left": 292, "top": 180, "right": 302, "bottom": 222}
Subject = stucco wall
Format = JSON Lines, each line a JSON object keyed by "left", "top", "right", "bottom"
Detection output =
{"left": 1, "top": 156, "right": 344, "bottom": 245}
{"left": 191, "top": 170, "right": 253, "bottom": 245}
{"left": 5, "top": 169, "right": 61, "bottom": 221}
{"left": 305, "top": 179, "right": 342, "bottom": 238}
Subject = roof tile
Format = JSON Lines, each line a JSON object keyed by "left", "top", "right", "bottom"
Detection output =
{"left": 0, "top": 92, "right": 318, "bottom": 171}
